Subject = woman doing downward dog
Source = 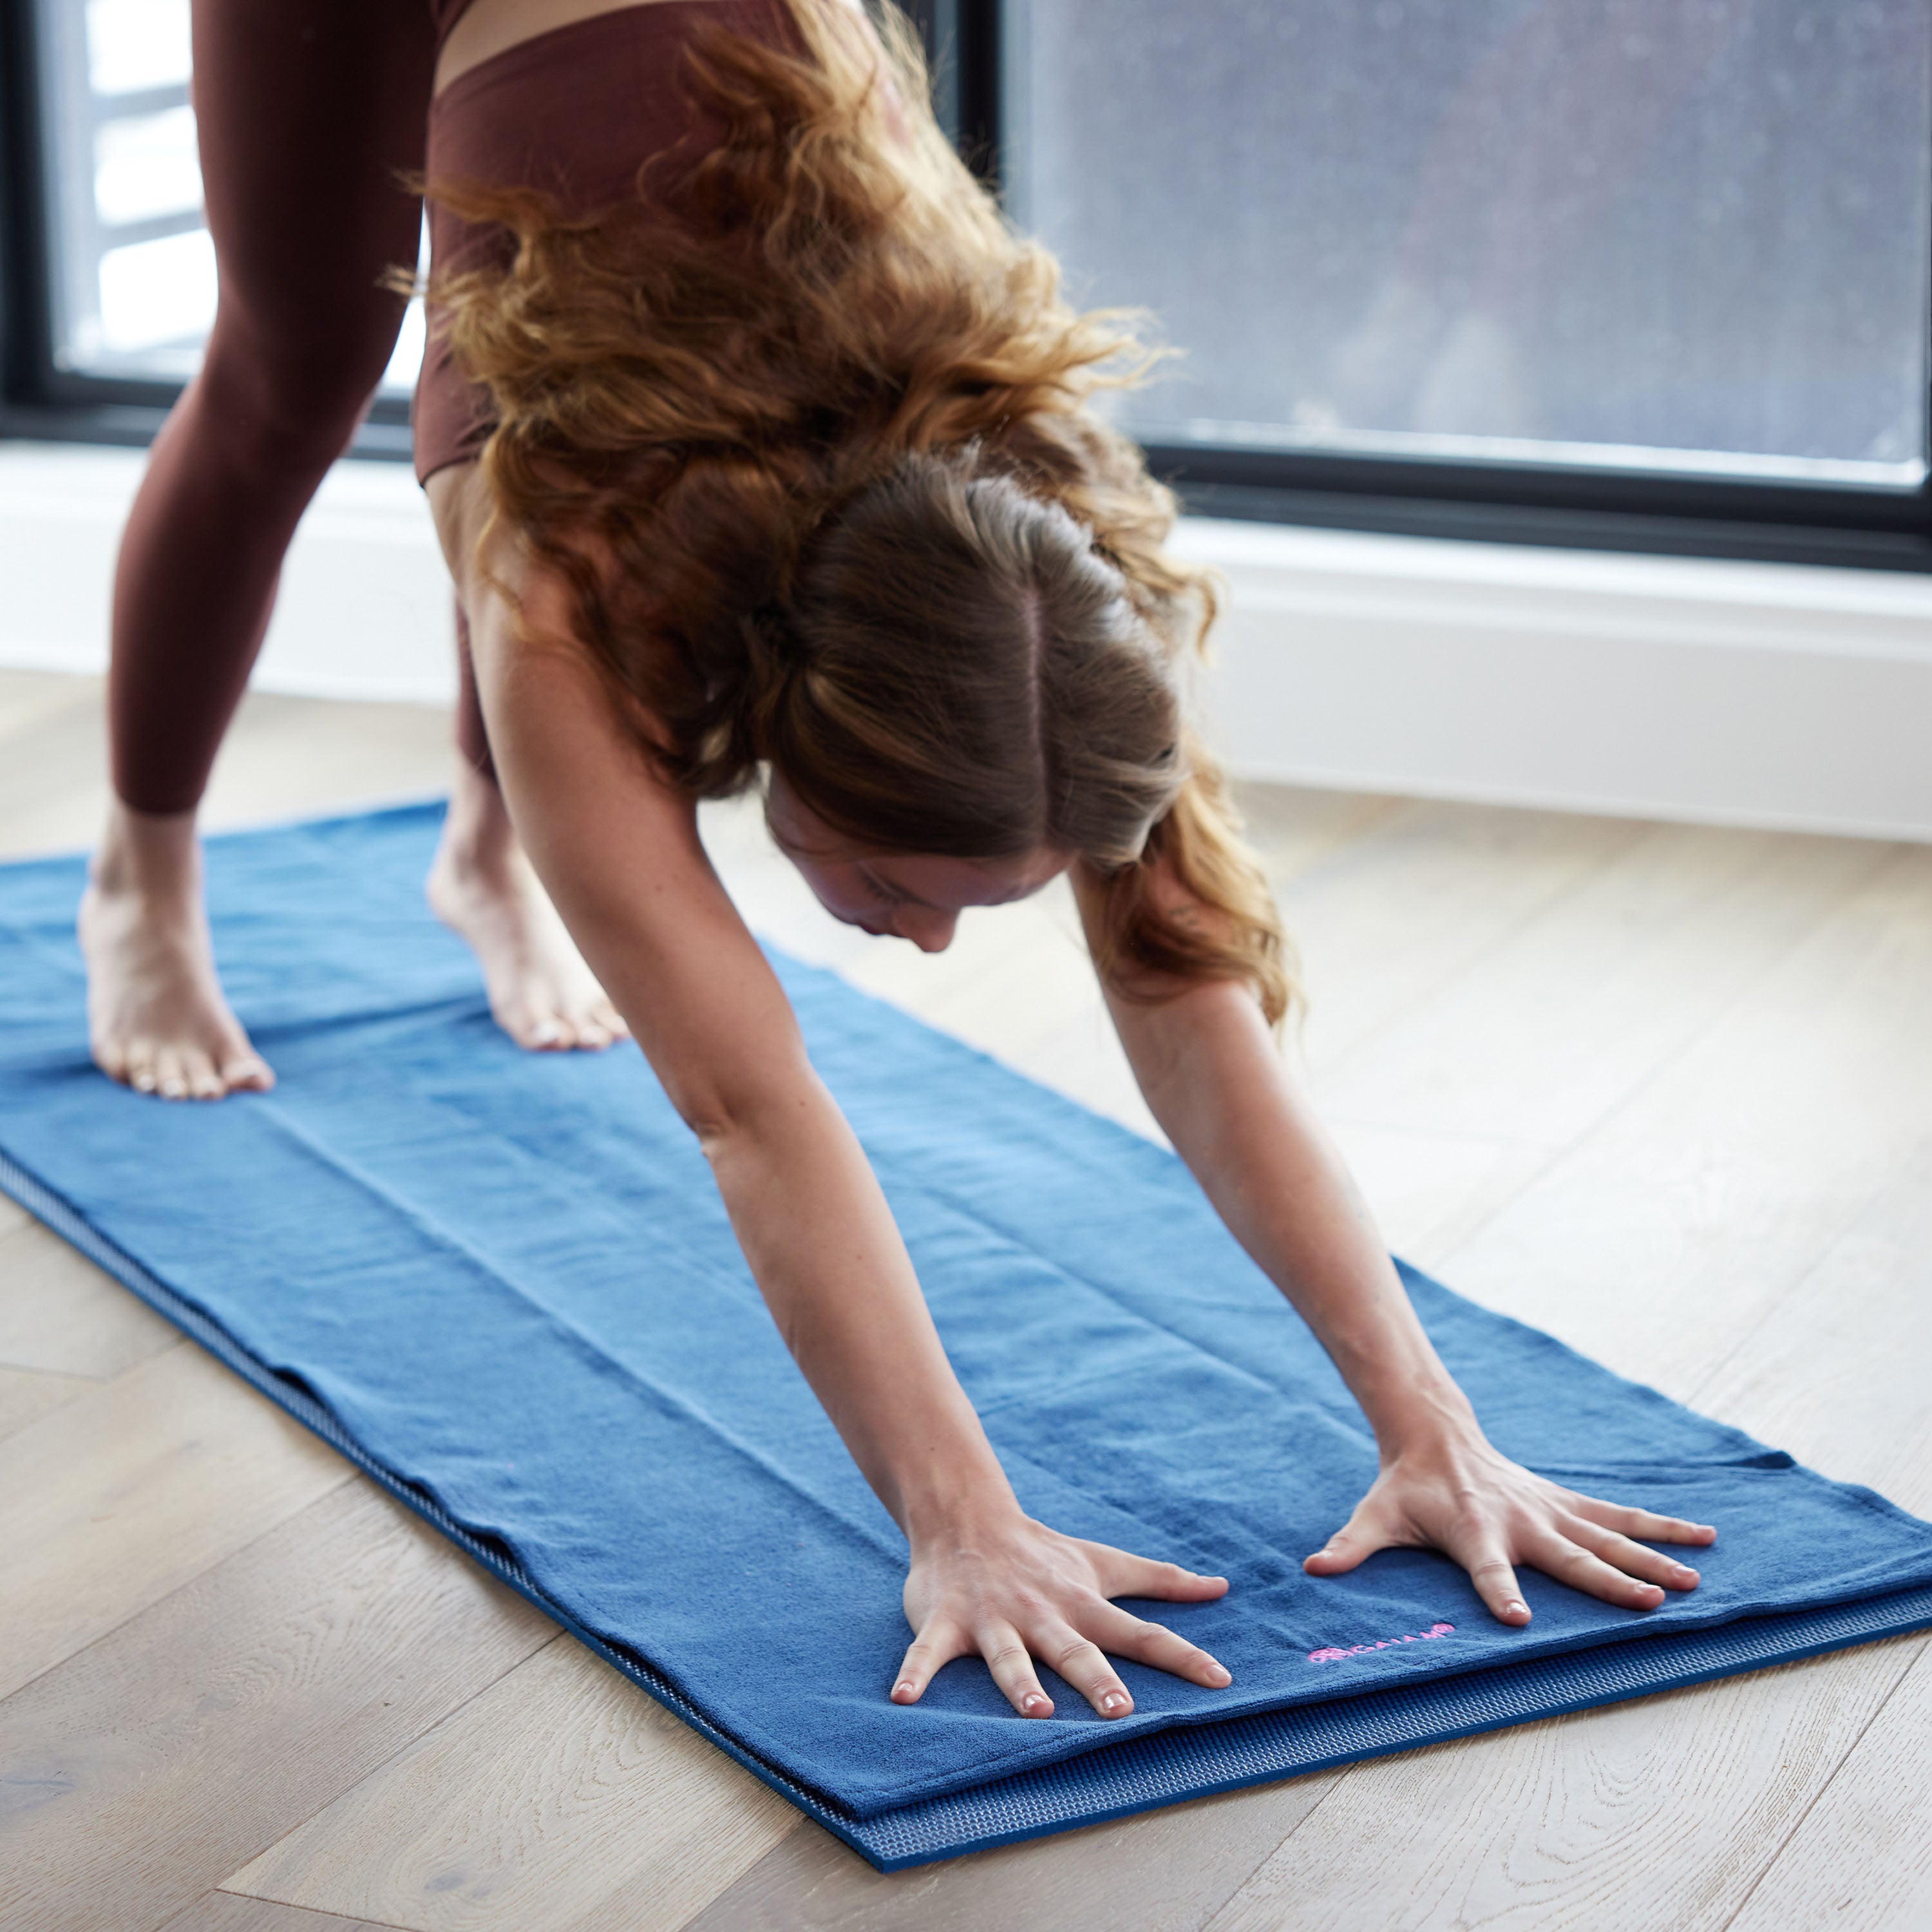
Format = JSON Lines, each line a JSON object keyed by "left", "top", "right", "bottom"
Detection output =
{"left": 84, "top": 0, "right": 1716, "bottom": 1718}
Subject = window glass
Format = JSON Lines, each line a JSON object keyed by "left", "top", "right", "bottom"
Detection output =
{"left": 1004, "top": 0, "right": 1932, "bottom": 486}
{"left": 34, "top": 0, "right": 423, "bottom": 392}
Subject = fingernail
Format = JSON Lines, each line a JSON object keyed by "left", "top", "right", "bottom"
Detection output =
{"left": 1205, "top": 1664, "right": 1232, "bottom": 1687}
{"left": 1022, "top": 1692, "right": 1050, "bottom": 1715}
{"left": 892, "top": 1681, "right": 915, "bottom": 1700}
{"left": 1101, "top": 1692, "right": 1130, "bottom": 1715}
{"left": 1506, "top": 1600, "right": 1529, "bottom": 1620}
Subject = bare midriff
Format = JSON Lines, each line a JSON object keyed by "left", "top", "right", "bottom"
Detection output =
{"left": 433, "top": 0, "right": 737, "bottom": 99}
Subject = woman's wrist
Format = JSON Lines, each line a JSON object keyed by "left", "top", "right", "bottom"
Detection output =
{"left": 896, "top": 1445, "right": 1024, "bottom": 1551}
{"left": 1352, "top": 1363, "right": 1484, "bottom": 1463}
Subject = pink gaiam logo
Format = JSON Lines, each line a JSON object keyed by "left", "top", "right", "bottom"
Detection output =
{"left": 1308, "top": 1622, "right": 1455, "bottom": 1663}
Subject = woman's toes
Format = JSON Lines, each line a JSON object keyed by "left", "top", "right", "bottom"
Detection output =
{"left": 184, "top": 1050, "right": 224, "bottom": 1100}
{"left": 222, "top": 1052, "right": 274, "bottom": 1092}
{"left": 155, "top": 1048, "right": 189, "bottom": 1100}
{"left": 127, "top": 1045, "right": 158, "bottom": 1094}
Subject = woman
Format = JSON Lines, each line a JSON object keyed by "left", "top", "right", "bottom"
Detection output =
{"left": 82, "top": 0, "right": 1714, "bottom": 1721}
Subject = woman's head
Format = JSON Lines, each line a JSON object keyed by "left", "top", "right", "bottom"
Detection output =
{"left": 429, "top": 0, "right": 1293, "bottom": 1020}
{"left": 755, "top": 451, "right": 1186, "bottom": 945}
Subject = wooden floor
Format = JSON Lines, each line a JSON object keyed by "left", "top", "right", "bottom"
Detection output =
{"left": 4, "top": 663, "right": 1930, "bottom": 1932}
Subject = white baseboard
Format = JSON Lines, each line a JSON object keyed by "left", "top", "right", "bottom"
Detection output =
{"left": 3, "top": 440, "right": 1929, "bottom": 841}
{"left": 1175, "top": 518, "right": 1932, "bottom": 843}
{"left": 0, "top": 441, "right": 458, "bottom": 705}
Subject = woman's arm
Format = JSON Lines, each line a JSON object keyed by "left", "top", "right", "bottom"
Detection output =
{"left": 1074, "top": 864, "right": 1716, "bottom": 1624}
{"left": 427, "top": 469, "right": 1230, "bottom": 1715}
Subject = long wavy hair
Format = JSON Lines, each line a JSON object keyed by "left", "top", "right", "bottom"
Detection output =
{"left": 422, "top": 0, "right": 1294, "bottom": 1023}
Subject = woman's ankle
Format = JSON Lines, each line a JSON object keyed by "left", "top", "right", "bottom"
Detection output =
{"left": 437, "top": 760, "right": 520, "bottom": 885}
{"left": 91, "top": 799, "right": 205, "bottom": 899}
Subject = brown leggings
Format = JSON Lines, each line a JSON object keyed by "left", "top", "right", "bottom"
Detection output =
{"left": 110, "top": 0, "right": 491, "bottom": 815}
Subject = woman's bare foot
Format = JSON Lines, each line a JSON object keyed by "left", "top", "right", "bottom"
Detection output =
{"left": 79, "top": 804, "right": 275, "bottom": 1100}
{"left": 428, "top": 762, "right": 629, "bottom": 1051}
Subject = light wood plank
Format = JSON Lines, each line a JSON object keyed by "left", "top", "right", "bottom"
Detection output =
{"left": 1234, "top": 781, "right": 1411, "bottom": 889}
{"left": 0, "top": 684, "right": 450, "bottom": 863}
{"left": 225, "top": 1636, "right": 796, "bottom": 1932}
{"left": 195, "top": 692, "right": 452, "bottom": 835}
{"left": 0, "top": 1363, "right": 95, "bottom": 1442}
{"left": 0, "top": 1217, "right": 182, "bottom": 1378}
{"left": 0, "top": 667, "right": 100, "bottom": 742}
{"left": 1325, "top": 1122, "right": 1553, "bottom": 1275}
{"left": 1204, "top": 1638, "right": 1926, "bottom": 1932}
{"left": 0, "top": 1340, "right": 353, "bottom": 1700}
{"left": 1433, "top": 844, "right": 1932, "bottom": 1399}
{"left": 1693, "top": 1137, "right": 1932, "bottom": 1515}
{"left": 1276, "top": 799, "right": 1646, "bottom": 1075}
{"left": 160, "top": 1891, "right": 411, "bottom": 1932}
{"left": 683, "top": 1771, "right": 1342, "bottom": 1932}
{"left": 1730, "top": 1641, "right": 1932, "bottom": 1932}
{"left": 0, "top": 694, "right": 107, "bottom": 860}
{"left": 0, "top": 1479, "right": 555, "bottom": 1932}
{"left": 1317, "top": 821, "right": 1891, "bottom": 1150}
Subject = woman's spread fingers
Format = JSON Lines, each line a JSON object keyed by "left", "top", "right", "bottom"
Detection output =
{"left": 1086, "top": 1544, "right": 1229, "bottom": 1602}
{"left": 1530, "top": 1531, "right": 1667, "bottom": 1610}
{"left": 976, "top": 1622, "right": 1055, "bottom": 1718}
{"left": 1045, "top": 1628, "right": 1135, "bottom": 1717}
{"left": 1090, "top": 1604, "right": 1232, "bottom": 1688}
{"left": 1302, "top": 1520, "right": 1383, "bottom": 1576}
{"left": 1562, "top": 1515, "right": 1701, "bottom": 1591}
{"left": 891, "top": 1619, "right": 969, "bottom": 1706}
{"left": 1570, "top": 1496, "right": 1718, "bottom": 1546}
{"left": 1451, "top": 1537, "right": 1532, "bottom": 1624}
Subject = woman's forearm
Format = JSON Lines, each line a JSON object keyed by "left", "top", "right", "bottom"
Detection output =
{"left": 1110, "top": 978, "right": 1474, "bottom": 1450}
{"left": 701, "top": 1072, "right": 1018, "bottom": 1539}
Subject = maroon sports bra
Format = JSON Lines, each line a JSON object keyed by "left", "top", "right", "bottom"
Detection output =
{"left": 414, "top": 0, "right": 788, "bottom": 484}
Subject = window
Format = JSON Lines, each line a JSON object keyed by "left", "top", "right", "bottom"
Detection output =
{"left": 957, "top": 0, "right": 1932, "bottom": 564}
{"left": 32, "top": 0, "right": 424, "bottom": 392}
{"left": 2, "top": 0, "right": 420, "bottom": 442}
{"left": 4, "top": 0, "right": 1929, "bottom": 564}
{"left": 1002, "top": 0, "right": 1931, "bottom": 492}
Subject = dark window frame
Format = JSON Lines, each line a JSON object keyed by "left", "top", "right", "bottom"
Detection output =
{"left": 0, "top": 0, "right": 412, "bottom": 457}
{"left": 5, "top": 0, "right": 1929, "bottom": 564}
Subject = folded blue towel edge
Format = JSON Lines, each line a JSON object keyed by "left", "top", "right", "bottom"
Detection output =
{"left": 11, "top": 1144, "right": 1932, "bottom": 1873}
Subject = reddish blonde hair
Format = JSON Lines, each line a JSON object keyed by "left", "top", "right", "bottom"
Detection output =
{"left": 424, "top": 0, "right": 1294, "bottom": 1023}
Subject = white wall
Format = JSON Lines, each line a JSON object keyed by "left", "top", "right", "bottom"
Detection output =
{"left": 4, "top": 439, "right": 1929, "bottom": 840}
{"left": 0, "top": 442, "right": 457, "bottom": 705}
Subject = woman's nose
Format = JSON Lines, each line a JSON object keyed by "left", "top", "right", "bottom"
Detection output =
{"left": 896, "top": 907, "right": 958, "bottom": 952}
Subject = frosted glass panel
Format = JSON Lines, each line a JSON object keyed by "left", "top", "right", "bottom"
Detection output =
{"left": 1007, "top": 0, "right": 1932, "bottom": 485}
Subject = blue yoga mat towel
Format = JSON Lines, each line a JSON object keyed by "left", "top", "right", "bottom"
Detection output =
{"left": 5, "top": 803, "right": 1931, "bottom": 1868}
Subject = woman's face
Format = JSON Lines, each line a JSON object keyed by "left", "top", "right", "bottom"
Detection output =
{"left": 766, "top": 775, "right": 1068, "bottom": 954}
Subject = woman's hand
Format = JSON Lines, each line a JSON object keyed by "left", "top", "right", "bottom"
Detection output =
{"left": 893, "top": 1510, "right": 1233, "bottom": 1718}
{"left": 1303, "top": 1425, "right": 1717, "bottom": 1624}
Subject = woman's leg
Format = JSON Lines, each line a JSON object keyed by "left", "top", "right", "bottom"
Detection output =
{"left": 86, "top": 0, "right": 437, "bottom": 1097}
{"left": 426, "top": 600, "right": 628, "bottom": 1054}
